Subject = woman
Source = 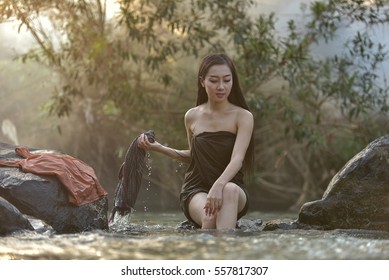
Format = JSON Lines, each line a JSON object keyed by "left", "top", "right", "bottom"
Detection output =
{"left": 138, "top": 53, "right": 254, "bottom": 230}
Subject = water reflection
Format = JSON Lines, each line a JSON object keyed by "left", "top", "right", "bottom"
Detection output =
{"left": 1, "top": 211, "right": 389, "bottom": 260}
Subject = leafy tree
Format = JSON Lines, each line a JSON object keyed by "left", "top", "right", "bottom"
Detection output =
{"left": 229, "top": 0, "right": 389, "bottom": 209}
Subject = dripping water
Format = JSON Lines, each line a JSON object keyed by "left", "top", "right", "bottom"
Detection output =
{"left": 142, "top": 152, "right": 152, "bottom": 224}
{"left": 175, "top": 161, "right": 183, "bottom": 173}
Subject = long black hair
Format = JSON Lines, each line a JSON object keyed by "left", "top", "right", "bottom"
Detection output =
{"left": 196, "top": 53, "right": 254, "bottom": 172}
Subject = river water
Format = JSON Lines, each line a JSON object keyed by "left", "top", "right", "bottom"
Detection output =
{"left": 1, "top": 211, "right": 389, "bottom": 260}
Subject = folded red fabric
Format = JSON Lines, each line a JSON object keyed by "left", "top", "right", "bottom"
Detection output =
{"left": 0, "top": 147, "right": 107, "bottom": 206}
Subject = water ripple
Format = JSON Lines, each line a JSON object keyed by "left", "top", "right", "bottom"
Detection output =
{"left": 1, "top": 212, "right": 389, "bottom": 260}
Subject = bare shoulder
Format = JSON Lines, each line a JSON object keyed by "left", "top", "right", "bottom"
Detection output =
{"left": 184, "top": 107, "right": 200, "bottom": 129}
{"left": 184, "top": 107, "right": 198, "bottom": 122}
{"left": 236, "top": 107, "right": 254, "bottom": 123}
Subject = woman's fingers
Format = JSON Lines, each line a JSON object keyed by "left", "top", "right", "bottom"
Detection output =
{"left": 137, "top": 133, "right": 151, "bottom": 149}
{"left": 204, "top": 198, "right": 222, "bottom": 216}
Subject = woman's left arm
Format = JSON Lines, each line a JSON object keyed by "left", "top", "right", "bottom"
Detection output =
{"left": 215, "top": 109, "right": 254, "bottom": 186}
{"left": 205, "top": 110, "right": 253, "bottom": 212}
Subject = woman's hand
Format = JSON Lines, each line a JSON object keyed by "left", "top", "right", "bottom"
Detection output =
{"left": 204, "top": 183, "right": 224, "bottom": 216}
{"left": 137, "top": 133, "right": 159, "bottom": 151}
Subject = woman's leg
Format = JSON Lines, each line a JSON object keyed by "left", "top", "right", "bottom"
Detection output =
{"left": 188, "top": 192, "right": 216, "bottom": 229}
{"left": 216, "top": 182, "right": 247, "bottom": 229}
{"left": 188, "top": 183, "right": 247, "bottom": 230}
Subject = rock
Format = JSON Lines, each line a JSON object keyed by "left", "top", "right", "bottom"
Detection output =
{"left": 262, "top": 219, "right": 299, "bottom": 231}
{"left": 0, "top": 142, "right": 108, "bottom": 234}
{"left": 0, "top": 196, "right": 34, "bottom": 235}
{"left": 298, "top": 135, "right": 389, "bottom": 231}
{"left": 236, "top": 218, "right": 263, "bottom": 230}
{"left": 176, "top": 220, "right": 198, "bottom": 230}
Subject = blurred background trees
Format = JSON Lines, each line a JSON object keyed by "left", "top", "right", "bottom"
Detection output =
{"left": 1, "top": 0, "right": 388, "bottom": 212}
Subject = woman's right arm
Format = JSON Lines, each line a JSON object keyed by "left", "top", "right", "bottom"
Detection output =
{"left": 137, "top": 134, "right": 191, "bottom": 163}
{"left": 137, "top": 108, "right": 195, "bottom": 164}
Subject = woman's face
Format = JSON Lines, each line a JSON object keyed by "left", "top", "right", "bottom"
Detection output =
{"left": 201, "top": 64, "right": 233, "bottom": 103}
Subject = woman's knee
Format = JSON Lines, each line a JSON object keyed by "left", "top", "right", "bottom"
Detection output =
{"left": 223, "top": 182, "right": 240, "bottom": 201}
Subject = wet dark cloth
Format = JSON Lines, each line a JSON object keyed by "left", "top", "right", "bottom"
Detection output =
{"left": 109, "top": 130, "right": 155, "bottom": 222}
{"left": 179, "top": 131, "right": 248, "bottom": 226}
{"left": 0, "top": 147, "right": 107, "bottom": 206}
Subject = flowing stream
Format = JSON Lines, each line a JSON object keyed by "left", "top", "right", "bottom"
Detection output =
{"left": 1, "top": 211, "right": 389, "bottom": 260}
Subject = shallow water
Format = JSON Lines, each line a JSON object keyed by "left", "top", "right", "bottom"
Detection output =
{"left": 1, "top": 211, "right": 389, "bottom": 260}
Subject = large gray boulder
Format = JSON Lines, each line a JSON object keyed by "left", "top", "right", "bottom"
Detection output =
{"left": 299, "top": 135, "right": 389, "bottom": 231}
{"left": 0, "top": 196, "right": 34, "bottom": 235}
{"left": 0, "top": 143, "right": 108, "bottom": 234}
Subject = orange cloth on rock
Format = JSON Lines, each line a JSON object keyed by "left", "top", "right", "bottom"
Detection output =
{"left": 0, "top": 147, "right": 107, "bottom": 206}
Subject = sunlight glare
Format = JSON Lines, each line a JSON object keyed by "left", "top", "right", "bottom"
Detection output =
{"left": 105, "top": 0, "right": 121, "bottom": 19}
{"left": 364, "top": 0, "right": 375, "bottom": 5}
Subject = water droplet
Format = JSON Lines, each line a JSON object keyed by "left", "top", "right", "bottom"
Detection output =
{"left": 143, "top": 152, "right": 152, "bottom": 214}
{"left": 175, "top": 161, "right": 184, "bottom": 173}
